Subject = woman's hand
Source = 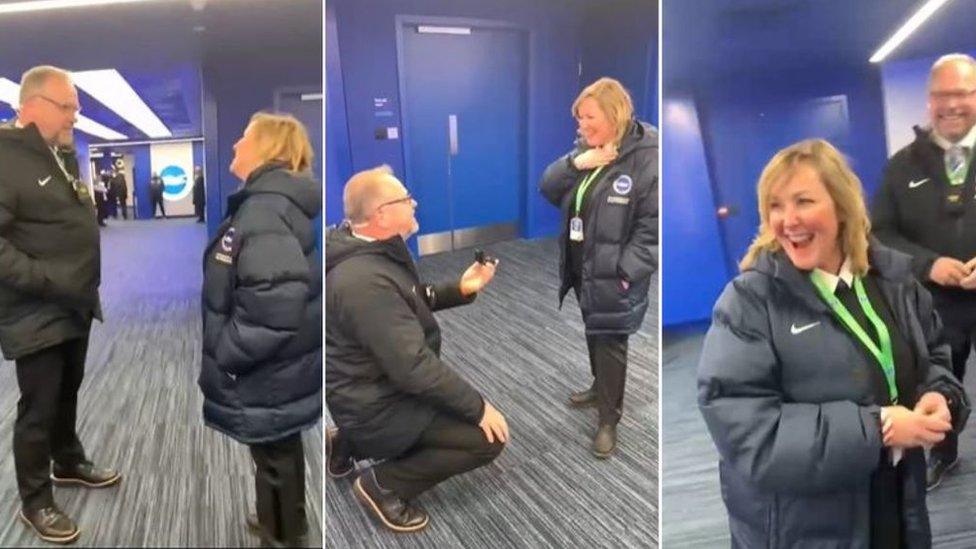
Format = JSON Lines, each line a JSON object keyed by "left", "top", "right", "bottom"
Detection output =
{"left": 882, "top": 405, "right": 951, "bottom": 448}
{"left": 573, "top": 143, "right": 618, "bottom": 170}
{"left": 914, "top": 391, "right": 952, "bottom": 424}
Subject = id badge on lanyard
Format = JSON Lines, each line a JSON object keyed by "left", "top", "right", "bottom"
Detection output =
{"left": 570, "top": 166, "right": 605, "bottom": 242}
{"left": 569, "top": 217, "right": 584, "bottom": 241}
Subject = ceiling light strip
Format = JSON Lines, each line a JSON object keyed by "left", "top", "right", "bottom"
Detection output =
{"left": 72, "top": 69, "right": 172, "bottom": 138}
{"left": 869, "top": 0, "right": 952, "bottom": 63}
{"left": 0, "top": 0, "right": 161, "bottom": 15}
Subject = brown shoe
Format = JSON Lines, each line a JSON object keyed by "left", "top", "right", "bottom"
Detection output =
{"left": 51, "top": 462, "right": 122, "bottom": 488}
{"left": 18, "top": 506, "right": 80, "bottom": 544}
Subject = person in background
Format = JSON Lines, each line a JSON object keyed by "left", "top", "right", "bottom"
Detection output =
{"left": 872, "top": 53, "right": 976, "bottom": 490}
{"left": 699, "top": 139, "right": 969, "bottom": 548}
{"left": 199, "top": 112, "right": 321, "bottom": 547}
{"left": 110, "top": 168, "right": 127, "bottom": 220}
{"left": 193, "top": 165, "right": 206, "bottom": 223}
{"left": 149, "top": 171, "right": 166, "bottom": 219}
{"left": 93, "top": 172, "right": 108, "bottom": 227}
{"left": 539, "top": 77, "right": 658, "bottom": 458}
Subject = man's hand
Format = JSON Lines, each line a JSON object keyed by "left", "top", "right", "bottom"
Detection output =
{"left": 882, "top": 405, "right": 951, "bottom": 448}
{"left": 479, "top": 400, "right": 509, "bottom": 444}
{"left": 961, "top": 256, "right": 976, "bottom": 289}
{"left": 573, "top": 143, "right": 618, "bottom": 170}
{"left": 459, "top": 260, "right": 498, "bottom": 297}
{"left": 914, "top": 391, "right": 952, "bottom": 424}
{"left": 930, "top": 257, "right": 969, "bottom": 287}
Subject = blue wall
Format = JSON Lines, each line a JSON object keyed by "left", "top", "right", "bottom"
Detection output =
{"left": 661, "top": 98, "right": 729, "bottom": 326}
{"left": 329, "top": 0, "right": 658, "bottom": 239}
{"left": 664, "top": 63, "right": 889, "bottom": 326}
{"left": 325, "top": 0, "right": 352, "bottom": 226}
{"left": 580, "top": 0, "right": 658, "bottom": 126}
{"left": 202, "top": 53, "right": 322, "bottom": 237}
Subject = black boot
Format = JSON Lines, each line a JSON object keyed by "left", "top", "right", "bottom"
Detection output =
{"left": 326, "top": 427, "right": 354, "bottom": 478}
{"left": 19, "top": 506, "right": 80, "bottom": 544}
{"left": 592, "top": 423, "right": 617, "bottom": 459}
{"left": 354, "top": 469, "right": 429, "bottom": 533}
{"left": 568, "top": 383, "right": 598, "bottom": 408}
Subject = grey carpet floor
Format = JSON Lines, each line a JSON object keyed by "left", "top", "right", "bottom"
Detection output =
{"left": 325, "top": 238, "right": 659, "bottom": 548}
{"left": 0, "top": 218, "right": 322, "bottom": 548}
{"left": 662, "top": 326, "right": 976, "bottom": 548}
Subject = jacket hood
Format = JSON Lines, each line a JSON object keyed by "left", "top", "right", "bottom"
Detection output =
{"left": 325, "top": 222, "right": 414, "bottom": 274}
{"left": 239, "top": 163, "right": 322, "bottom": 218}
{"left": 574, "top": 119, "right": 658, "bottom": 158}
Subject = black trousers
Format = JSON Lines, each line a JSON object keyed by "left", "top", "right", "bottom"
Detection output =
{"left": 14, "top": 336, "right": 89, "bottom": 511}
{"left": 249, "top": 433, "right": 306, "bottom": 545}
{"left": 572, "top": 277, "right": 630, "bottom": 426}
{"left": 151, "top": 196, "right": 167, "bottom": 218}
{"left": 371, "top": 414, "right": 503, "bottom": 500}
{"left": 116, "top": 196, "right": 127, "bottom": 219}
{"left": 930, "top": 292, "right": 976, "bottom": 462}
{"left": 194, "top": 202, "right": 205, "bottom": 222}
{"left": 587, "top": 334, "right": 630, "bottom": 425}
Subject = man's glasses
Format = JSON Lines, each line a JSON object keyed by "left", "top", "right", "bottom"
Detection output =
{"left": 33, "top": 94, "right": 81, "bottom": 115}
{"left": 376, "top": 194, "right": 416, "bottom": 210}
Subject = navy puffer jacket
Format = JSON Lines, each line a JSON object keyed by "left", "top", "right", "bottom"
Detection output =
{"left": 199, "top": 163, "right": 322, "bottom": 444}
{"left": 539, "top": 120, "right": 658, "bottom": 335}
{"left": 698, "top": 242, "right": 969, "bottom": 548}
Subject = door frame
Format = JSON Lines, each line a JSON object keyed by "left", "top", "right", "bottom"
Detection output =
{"left": 394, "top": 15, "right": 531, "bottom": 254}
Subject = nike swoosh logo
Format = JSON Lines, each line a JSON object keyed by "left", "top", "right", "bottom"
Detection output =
{"left": 908, "top": 178, "right": 930, "bottom": 189}
{"left": 37, "top": 176, "right": 51, "bottom": 187}
{"left": 790, "top": 321, "right": 820, "bottom": 335}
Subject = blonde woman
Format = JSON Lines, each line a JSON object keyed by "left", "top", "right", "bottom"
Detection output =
{"left": 539, "top": 77, "right": 658, "bottom": 458}
{"left": 199, "top": 112, "right": 322, "bottom": 547}
{"left": 698, "top": 139, "right": 969, "bottom": 547}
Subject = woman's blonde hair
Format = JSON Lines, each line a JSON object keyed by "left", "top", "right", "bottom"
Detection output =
{"left": 247, "top": 112, "right": 314, "bottom": 173}
{"left": 739, "top": 139, "right": 872, "bottom": 275}
{"left": 571, "top": 77, "right": 634, "bottom": 146}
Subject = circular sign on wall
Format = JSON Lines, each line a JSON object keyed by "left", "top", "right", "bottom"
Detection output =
{"left": 161, "top": 165, "right": 190, "bottom": 201}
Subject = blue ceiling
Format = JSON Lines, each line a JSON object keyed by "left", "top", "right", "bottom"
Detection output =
{"left": 665, "top": 0, "right": 976, "bottom": 87}
{"left": 0, "top": 0, "right": 321, "bottom": 144}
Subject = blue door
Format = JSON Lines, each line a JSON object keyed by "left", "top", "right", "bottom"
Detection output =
{"left": 399, "top": 22, "right": 527, "bottom": 255}
{"left": 710, "top": 94, "right": 851, "bottom": 274}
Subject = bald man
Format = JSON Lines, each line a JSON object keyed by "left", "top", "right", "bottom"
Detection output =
{"left": 0, "top": 66, "right": 120, "bottom": 544}
{"left": 873, "top": 53, "right": 976, "bottom": 491}
{"left": 325, "top": 165, "right": 508, "bottom": 533}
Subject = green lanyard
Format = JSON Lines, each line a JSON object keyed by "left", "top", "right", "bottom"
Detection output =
{"left": 810, "top": 272, "right": 898, "bottom": 403}
{"left": 574, "top": 166, "right": 605, "bottom": 215}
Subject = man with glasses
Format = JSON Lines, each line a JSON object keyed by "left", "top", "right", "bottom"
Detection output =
{"left": 325, "top": 165, "right": 508, "bottom": 533}
{"left": 0, "top": 65, "right": 120, "bottom": 544}
{"left": 873, "top": 53, "right": 976, "bottom": 490}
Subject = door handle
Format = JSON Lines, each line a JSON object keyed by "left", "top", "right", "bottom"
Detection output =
{"left": 448, "top": 114, "right": 458, "bottom": 156}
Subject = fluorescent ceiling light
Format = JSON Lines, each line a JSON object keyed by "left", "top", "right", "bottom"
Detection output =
{"left": 0, "top": 0, "right": 162, "bottom": 14}
{"left": 418, "top": 25, "right": 471, "bottom": 35}
{"left": 0, "top": 77, "right": 126, "bottom": 140}
{"left": 870, "top": 0, "right": 952, "bottom": 63}
{"left": 72, "top": 69, "right": 172, "bottom": 138}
